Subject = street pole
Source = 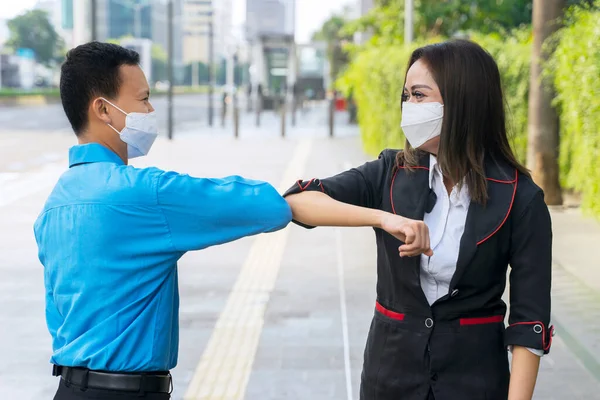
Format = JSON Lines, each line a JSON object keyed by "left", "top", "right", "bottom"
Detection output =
{"left": 167, "top": 0, "right": 174, "bottom": 140}
{"left": 91, "top": 0, "right": 98, "bottom": 41}
{"left": 208, "top": 19, "right": 214, "bottom": 127}
{"left": 234, "top": 105, "right": 240, "bottom": 138}
{"left": 405, "top": 0, "right": 414, "bottom": 45}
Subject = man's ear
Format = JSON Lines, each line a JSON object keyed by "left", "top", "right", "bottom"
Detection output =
{"left": 91, "top": 98, "right": 112, "bottom": 125}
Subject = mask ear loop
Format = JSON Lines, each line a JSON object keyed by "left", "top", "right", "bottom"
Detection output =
{"left": 99, "top": 97, "right": 128, "bottom": 115}
{"left": 98, "top": 97, "right": 127, "bottom": 135}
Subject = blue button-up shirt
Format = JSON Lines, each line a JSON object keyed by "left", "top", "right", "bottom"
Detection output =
{"left": 33, "top": 143, "right": 291, "bottom": 372}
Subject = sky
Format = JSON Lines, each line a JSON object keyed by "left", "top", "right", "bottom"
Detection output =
{"left": 1, "top": 0, "right": 353, "bottom": 43}
{"left": 0, "top": 1, "right": 39, "bottom": 20}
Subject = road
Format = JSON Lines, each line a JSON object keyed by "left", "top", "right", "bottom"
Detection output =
{"left": 0, "top": 105, "right": 599, "bottom": 399}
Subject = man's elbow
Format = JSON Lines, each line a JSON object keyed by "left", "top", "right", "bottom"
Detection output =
{"left": 252, "top": 183, "right": 292, "bottom": 233}
{"left": 263, "top": 194, "right": 292, "bottom": 233}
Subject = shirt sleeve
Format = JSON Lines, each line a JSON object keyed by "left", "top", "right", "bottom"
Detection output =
{"left": 283, "top": 149, "right": 394, "bottom": 228}
{"left": 157, "top": 172, "right": 292, "bottom": 252}
{"left": 508, "top": 345, "right": 544, "bottom": 357}
{"left": 504, "top": 190, "right": 554, "bottom": 354}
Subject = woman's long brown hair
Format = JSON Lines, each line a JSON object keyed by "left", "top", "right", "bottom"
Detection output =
{"left": 397, "top": 40, "right": 529, "bottom": 205}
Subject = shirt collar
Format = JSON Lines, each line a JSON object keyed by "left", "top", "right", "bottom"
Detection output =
{"left": 429, "top": 155, "right": 471, "bottom": 207}
{"left": 69, "top": 143, "right": 125, "bottom": 168}
{"left": 428, "top": 155, "right": 438, "bottom": 189}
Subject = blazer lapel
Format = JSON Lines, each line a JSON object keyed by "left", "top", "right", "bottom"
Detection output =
{"left": 449, "top": 158, "right": 518, "bottom": 289}
{"left": 389, "top": 152, "right": 431, "bottom": 221}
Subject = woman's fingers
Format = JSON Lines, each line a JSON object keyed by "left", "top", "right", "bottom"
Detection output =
{"left": 398, "top": 221, "right": 432, "bottom": 257}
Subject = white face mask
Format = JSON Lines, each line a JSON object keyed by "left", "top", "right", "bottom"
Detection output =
{"left": 100, "top": 97, "right": 159, "bottom": 159}
{"left": 400, "top": 102, "right": 444, "bottom": 149}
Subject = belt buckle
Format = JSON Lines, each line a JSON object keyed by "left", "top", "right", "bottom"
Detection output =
{"left": 168, "top": 373, "right": 173, "bottom": 394}
{"left": 52, "top": 365, "right": 62, "bottom": 377}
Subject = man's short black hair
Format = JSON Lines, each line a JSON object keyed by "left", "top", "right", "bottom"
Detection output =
{"left": 60, "top": 42, "right": 140, "bottom": 135}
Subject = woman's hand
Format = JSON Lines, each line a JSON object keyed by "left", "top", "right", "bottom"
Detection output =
{"left": 380, "top": 214, "right": 433, "bottom": 257}
{"left": 286, "top": 192, "right": 432, "bottom": 257}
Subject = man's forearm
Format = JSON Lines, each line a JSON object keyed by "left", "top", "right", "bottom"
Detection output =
{"left": 508, "top": 345, "right": 541, "bottom": 400}
{"left": 285, "top": 191, "right": 387, "bottom": 228}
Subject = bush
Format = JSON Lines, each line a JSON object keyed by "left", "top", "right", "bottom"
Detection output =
{"left": 549, "top": 4, "right": 600, "bottom": 216}
{"left": 337, "top": 45, "right": 414, "bottom": 155}
{"left": 340, "top": 4, "right": 600, "bottom": 217}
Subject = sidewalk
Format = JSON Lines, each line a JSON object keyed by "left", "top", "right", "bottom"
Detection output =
{"left": 0, "top": 109, "right": 599, "bottom": 399}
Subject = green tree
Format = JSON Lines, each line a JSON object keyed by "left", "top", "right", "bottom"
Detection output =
{"left": 312, "top": 15, "right": 353, "bottom": 83}
{"left": 6, "top": 9, "right": 64, "bottom": 65}
{"left": 526, "top": 0, "right": 566, "bottom": 205}
{"left": 151, "top": 43, "right": 168, "bottom": 83}
{"left": 345, "top": 0, "right": 594, "bottom": 44}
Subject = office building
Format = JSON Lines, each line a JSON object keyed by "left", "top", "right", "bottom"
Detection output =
{"left": 245, "top": 0, "right": 295, "bottom": 40}
{"left": 182, "top": 0, "right": 213, "bottom": 64}
{"left": 58, "top": 0, "right": 184, "bottom": 72}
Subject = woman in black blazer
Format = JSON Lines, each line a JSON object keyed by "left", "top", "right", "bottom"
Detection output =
{"left": 284, "top": 40, "right": 553, "bottom": 400}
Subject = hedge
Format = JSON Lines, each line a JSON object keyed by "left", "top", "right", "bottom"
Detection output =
{"left": 549, "top": 4, "right": 600, "bottom": 216}
{"left": 338, "top": 4, "right": 599, "bottom": 217}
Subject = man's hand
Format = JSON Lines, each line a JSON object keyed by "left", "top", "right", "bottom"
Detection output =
{"left": 380, "top": 214, "right": 433, "bottom": 257}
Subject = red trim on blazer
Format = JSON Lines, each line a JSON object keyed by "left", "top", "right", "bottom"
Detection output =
{"left": 377, "top": 302, "right": 507, "bottom": 327}
{"left": 508, "top": 321, "right": 554, "bottom": 352}
{"left": 460, "top": 315, "right": 504, "bottom": 326}
{"left": 389, "top": 167, "right": 518, "bottom": 245}
{"left": 477, "top": 169, "right": 518, "bottom": 245}
{"left": 375, "top": 301, "right": 405, "bottom": 321}
{"left": 296, "top": 179, "right": 325, "bottom": 193}
{"left": 389, "top": 166, "right": 430, "bottom": 215}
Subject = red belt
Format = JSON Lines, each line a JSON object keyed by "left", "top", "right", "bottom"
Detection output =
{"left": 376, "top": 301, "right": 504, "bottom": 326}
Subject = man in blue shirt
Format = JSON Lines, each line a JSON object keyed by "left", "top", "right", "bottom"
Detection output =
{"left": 34, "top": 42, "right": 292, "bottom": 400}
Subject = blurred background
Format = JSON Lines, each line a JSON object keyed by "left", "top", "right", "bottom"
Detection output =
{"left": 0, "top": 1, "right": 599, "bottom": 399}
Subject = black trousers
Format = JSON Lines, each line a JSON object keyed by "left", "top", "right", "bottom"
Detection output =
{"left": 54, "top": 379, "right": 171, "bottom": 400}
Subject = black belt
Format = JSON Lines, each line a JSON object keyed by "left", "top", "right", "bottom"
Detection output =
{"left": 53, "top": 365, "right": 172, "bottom": 394}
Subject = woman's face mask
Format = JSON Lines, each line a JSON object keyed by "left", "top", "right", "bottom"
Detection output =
{"left": 400, "top": 102, "right": 444, "bottom": 149}
{"left": 100, "top": 97, "right": 159, "bottom": 159}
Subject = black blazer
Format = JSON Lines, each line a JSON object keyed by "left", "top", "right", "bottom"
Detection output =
{"left": 285, "top": 149, "right": 553, "bottom": 400}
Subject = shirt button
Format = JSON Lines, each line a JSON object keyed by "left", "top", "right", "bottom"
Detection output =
{"left": 431, "top": 373, "right": 438, "bottom": 381}
{"left": 451, "top": 289, "right": 459, "bottom": 298}
{"left": 425, "top": 318, "right": 434, "bottom": 328}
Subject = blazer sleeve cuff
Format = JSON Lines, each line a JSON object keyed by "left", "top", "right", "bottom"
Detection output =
{"left": 283, "top": 179, "right": 326, "bottom": 229}
{"left": 504, "top": 321, "right": 555, "bottom": 355}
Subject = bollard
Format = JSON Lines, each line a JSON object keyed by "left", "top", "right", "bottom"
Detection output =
{"left": 328, "top": 98, "right": 335, "bottom": 138}
{"left": 221, "top": 93, "right": 227, "bottom": 128}
{"left": 281, "top": 100, "right": 286, "bottom": 138}
{"left": 291, "top": 98, "right": 296, "bottom": 127}
{"left": 256, "top": 96, "right": 262, "bottom": 127}
{"left": 234, "top": 105, "right": 240, "bottom": 139}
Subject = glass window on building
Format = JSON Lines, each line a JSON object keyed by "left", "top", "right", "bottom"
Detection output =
{"left": 108, "top": 0, "right": 152, "bottom": 40}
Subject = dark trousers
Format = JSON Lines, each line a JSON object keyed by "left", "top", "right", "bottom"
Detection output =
{"left": 54, "top": 379, "right": 171, "bottom": 400}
